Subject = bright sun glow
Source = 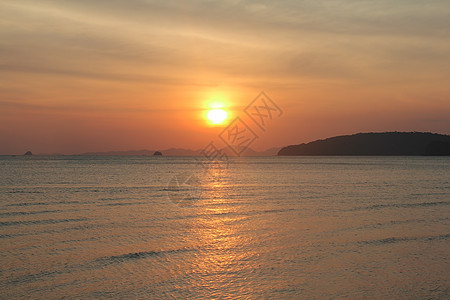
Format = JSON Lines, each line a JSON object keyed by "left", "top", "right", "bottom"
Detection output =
{"left": 207, "top": 109, "right": 228, "bottom": 125}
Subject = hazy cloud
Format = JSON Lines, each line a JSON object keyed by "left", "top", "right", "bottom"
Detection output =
{"left": 1, "top": 0, "right": 449, "bottom": 153}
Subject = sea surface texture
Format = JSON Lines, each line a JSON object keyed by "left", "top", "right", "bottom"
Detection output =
{"left": 0, "top": 156, "right": 449, "bottom": 299}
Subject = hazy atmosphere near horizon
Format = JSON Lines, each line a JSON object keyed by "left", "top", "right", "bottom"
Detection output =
{"left": 1, "top": 1, "right": 450, "bottom": 299}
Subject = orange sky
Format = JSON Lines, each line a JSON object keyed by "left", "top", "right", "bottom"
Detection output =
{"left": 1, "top": 1, "right": 449, "bottom": 154}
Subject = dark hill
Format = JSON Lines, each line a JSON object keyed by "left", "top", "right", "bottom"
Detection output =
{"left": 278, "top": 132, "right": 450, "bottom": 156}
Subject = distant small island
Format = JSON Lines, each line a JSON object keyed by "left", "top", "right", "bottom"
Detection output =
{"left": 76, "top": 147, "right": 280, "bottom": 156}
{"left": 24, "top": 151, "right": 33, "bottom": 156}
{"left": 278, "top": 132, "right": 450, "bottom": 156}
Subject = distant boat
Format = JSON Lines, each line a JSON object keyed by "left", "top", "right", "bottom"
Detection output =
{"left": 153, "top": 151, "right": 162, "bottom": 156}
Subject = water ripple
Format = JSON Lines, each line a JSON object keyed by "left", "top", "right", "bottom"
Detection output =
{"left": 358, "top": 233, "right": 450, "bottom": 245}
{"left": 96, "top": 247, "right": 198, "bottom": 265}
{"left": 0, "top": 217, "right": 90, "bottom": 227}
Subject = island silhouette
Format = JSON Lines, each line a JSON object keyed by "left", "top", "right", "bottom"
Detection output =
{"left": 36, "top": 132, "right": 449, "bottom": 157}
{"left": 76, "top": 147, "right": 280, "bottom": 156}
{"left": 278, "top": 132, "right": 450, "bottom": 156}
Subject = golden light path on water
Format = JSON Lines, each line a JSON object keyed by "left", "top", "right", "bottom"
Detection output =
{"left": 186, "top": 163, "right": 299, "bottom": 297}
{"left": 191, "top": 165, "right": 255, "bottom": 296}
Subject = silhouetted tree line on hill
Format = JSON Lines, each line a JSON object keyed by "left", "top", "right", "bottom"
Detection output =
{"left": 278, "top": 132, "right": 450, "bottom": 156}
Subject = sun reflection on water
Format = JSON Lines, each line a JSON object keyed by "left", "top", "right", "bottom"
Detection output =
{"left": 188, "top": 165, "right": 258, "bottom": 295}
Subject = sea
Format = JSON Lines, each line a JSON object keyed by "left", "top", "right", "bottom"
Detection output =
{"left": 0, "top": 156, "right": 449, "bottom": 299}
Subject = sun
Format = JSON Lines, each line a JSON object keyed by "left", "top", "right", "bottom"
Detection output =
{"left": 206, "top": 108, "right": 228, "bottom": 125}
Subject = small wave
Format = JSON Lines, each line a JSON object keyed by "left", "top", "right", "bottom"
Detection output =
{"left": 237, "top": 207, "right": 297, "bottom": 217}
{"left": 100, "top": 202, "right": 147, "bottom": 207}
{"left": 351, "top": 200, "right": 449, "bottom": 212}
{"left": 6, "top": 202, "right": 49, "bottom": 206}
{"left": 0, "top": 217, "right": 90, "bottom": 227}
{"left": 6, "top": 190, "right": 43, "bottom": 194}
{"left": 58, "top": 237, "right": 99, "bottom": 244}
{"left": 7, "top": 269, "right": 65, "bottom": 285}
{"left": 328, "top": 217, "right": 445, "bottom": 235}
{"left": 0, "top": 233, "right": 26, "bottom": 238}
{"left": 6, "top": 200, "right": 84, "bottom": 207}
{"left": 260, "top": 208, "right": 297, "bottom": 214}
{"left": 97, "top": 247, "right": 196, "bottom": 265}
{"left": 98, "top": 197, "right": 137, "bottom": 201}
{"left": 0, "top": 210, "right": 62, "bottom": 216}
{"left": 167, "top": 207, "right": 297, "bottom": 221}
{"left": 359, "top": 233, "right": 450, "bottom": 245}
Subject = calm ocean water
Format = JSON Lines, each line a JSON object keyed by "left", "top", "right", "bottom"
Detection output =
{"left": 0, "top": 156, "right": 449, "bottom": 299}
